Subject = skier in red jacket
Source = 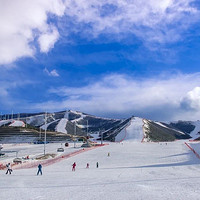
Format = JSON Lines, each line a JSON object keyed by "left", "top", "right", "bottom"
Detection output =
{"left": 72, "top": 162, "right": 76, "bottom": 171}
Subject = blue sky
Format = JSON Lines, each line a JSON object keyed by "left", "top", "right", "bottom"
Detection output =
{"left": 1, "top": 0, "right": 200, "bottom": 121}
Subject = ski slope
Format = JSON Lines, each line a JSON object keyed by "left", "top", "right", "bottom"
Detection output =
{"left": 55, "top": 118, "right": 68, "bottom": 134}
{"left": 115, "top": 117, "right": 144, "bottom": 142}
{"left": 0, "top": 120, "right": 12, "bottom": 127}
{"left": 190, "top": 121, "right": 200, "bottom": 139}
{"left": 9, "top": 120, "right": 25, "bottom": 127}
{"left": 1, "top": 140, "right": 200, "bottom": 200}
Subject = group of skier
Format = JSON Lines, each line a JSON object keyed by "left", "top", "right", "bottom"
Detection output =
{"left": 5, "top": 152, "right": 110, "bottom": 175}
{"left": 5, "top": 161, "right": 99, "bottom": 175}
{"left": 72, "top": 161, "right": 99, "bottom": 171}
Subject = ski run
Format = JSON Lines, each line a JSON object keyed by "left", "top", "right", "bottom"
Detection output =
{"left": 1, "top": 124, "right": 200, "bottom": 199}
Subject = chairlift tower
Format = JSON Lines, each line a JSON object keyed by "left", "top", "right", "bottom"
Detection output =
{"left": 86, "top": 120, "right": 88, "bottom": 137}
{"left": 74, "top": 122, "right": 76, "bottom": 148}
{"left": 44, "top": 112, "right": 47, "bottom": 155}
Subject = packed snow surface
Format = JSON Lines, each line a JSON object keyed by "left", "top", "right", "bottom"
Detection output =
{"left": 115, "top": 117, "right": 144, "bottom": 142}
{"left": 9, "top": 120, "right": 25, "bottom": 127}
{"left": 40, "top": 119, "right": 59, "bottom": 130}
{"left": 190, "top": 121, "right": 200, "bottom": 139}
{"left": 1, "top": 139, "right": 200, "bottom": 199}
{"left": 55, "top": 118, "right": 68, "bottom": 134}
{"left": 0, "top": 120, "right": 12, "bottom": 127}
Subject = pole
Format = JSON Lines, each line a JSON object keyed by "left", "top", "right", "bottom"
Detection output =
{"left": 44, "top": 112, "right": 47, "bottom": 155}
{"left": 100, "top": 129, "right": 103, "bottom": 145}
{"left": 39, "top": 127, "right": 41, "bottom": 139}
{"left": 25, "top": 115, "right": 27, "bottom": 128}
{"left": 74, "top": 122, "right": 76, "bottom": 148}
{"left": 87, "top": 120, "right": 88, "bottom": 137}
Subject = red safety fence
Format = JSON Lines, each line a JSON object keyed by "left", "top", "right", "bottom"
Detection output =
{"left": 12, "top": 144, "right": 108, "bottom": 170}
{"left": 185, "top": 142, "right": 200, "bottom": 159}
{"left": 188, "top": 140, "right": 200, "bottom": 142}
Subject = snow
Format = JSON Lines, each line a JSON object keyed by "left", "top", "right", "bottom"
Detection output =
{"left": 115, "top": 117, "right": 144, "bottom": 142}
{"left": 71, "top": 111, "right": 87, "bottom": 123}
{"left": 70, "top": 110, "right": 119, "bottom": 121}
{"left": 40, "top": 119, "right": 59, "bottom": 130}
{"left": 9, "top": 120, "right": 25, "bottom": 127}
{"left": 0, "top": 142, "right": 84, "bottom": 166}
{"left": 1, "top": 139, "right": 200, "bottom": 199}
{"left": 55, "top": 119, "right": 68, "bottom": 134}
{"left": 27, "top": 115, "right": 45, "bottom": 126}
{"left": 0, "top": 120, "right": 13, "bottom": 127}
{"left": 190, "top": 121, "right": 200, "bottom": 139}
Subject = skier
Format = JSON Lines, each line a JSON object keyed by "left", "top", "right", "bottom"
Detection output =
{"left": 107, "top": 152, "right": 110, "bottom": 157}
{"left": 86, "top": 163, "right": 89, "bottom": 168}
{"left": 72, "top": 162, "right": 76, "bottom": 171}
{"left": 37, "top": 163, "right": 42, "bottom": 175}
{"left": 5, "top": 163, "right": 12, "bottom": 175}
{"left": 96, "top": 162, "right": 99, "bottom": 168}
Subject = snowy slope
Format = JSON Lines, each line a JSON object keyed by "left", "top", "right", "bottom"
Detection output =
{"left": 190, "top": 121, "right": 200, "bottom": 139}
{"left": 0, "top": 120, "right": 12, "bottom": 127}
{"left": 40, "top": 119, "right": 60, "bottom": 130}
{"left": 0, "top": 110, "right": 194, "bottom": 142}
{"left": 9, "top": 120, "right": 25, "bottom": 127}
{"left": 115, "top": 117, "right": 144, "bottom": 142}
{"left": 55, "top": 118, "right": 68, "bottom": 134}
{"left": 1, "top": 140, "right": 200, "bottom": 200}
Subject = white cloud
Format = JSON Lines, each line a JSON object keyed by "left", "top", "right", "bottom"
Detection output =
{"left": 38, "top": 26, "right": 59, "bottom": 53}
{"left": 44, "top": 68, "right": 59, "bottom": 77}
{"left": 0, "top": 0, "right": 65, "bottom": 65}
{"left": 33, "top": 73, "right": 200, "bottom": 121}
{"left": 0, "top": 0, "right": 199, "bottom": 65}
{"left": 181, "top": 87, "right": 200, "bottom": 110}
{"left": 64, "top": 0, "right": 199, "bottom": 45}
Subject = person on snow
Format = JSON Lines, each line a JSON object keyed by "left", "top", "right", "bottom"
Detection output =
{"left": 5, "top": 163, "right": 12, "bottom": 175}
{"left": 107, "top": 152, "right": 110, "bottom": 157}
{"left": 86, "top": 163, "right": 89, "bottom": 168}
{"left": 37, "top": 163, "right": 42, "bottom": 175}
{"left": 96, "top": 162, "right": 99, "bottom": 168}
{"left": 72, "top": 162, "right": 76, "bottom": 171}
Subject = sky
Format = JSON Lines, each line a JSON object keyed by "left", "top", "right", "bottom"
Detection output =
{"left": 1, "top": 0, "right": 200, "bottom": 121}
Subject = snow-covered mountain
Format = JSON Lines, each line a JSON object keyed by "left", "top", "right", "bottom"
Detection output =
{"left": 165, "top": 120, "right": 200, "bottom": 140}
{"left": 0, "top": 110, "right": 193, "bottom": 143}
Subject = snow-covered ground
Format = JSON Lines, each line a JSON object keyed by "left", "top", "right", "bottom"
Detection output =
{"left": 190, "top": 121, "right": 200, "bottom": 139}
{"left": 55, "top": 119, "right": 68, "bottom": 134}
{"left": 0, "top": 142, "right": 83, "bottom": 165}
{"left": 0, "top": 120, "right": 13, "bottom": 127}
{"left": 115, "top": 117, "right": 144, "bottom": 142}
{"left": 1, "top": 119, "right": 200, "bottom": 200}
{"left": 40, "top": 119, "right": 60, "bottom": 130}
{"left": 9, "top": 120, "right": 25, "bottom": 127}
{"left": 1, "top": 139, "right": 200, "bottom": 199}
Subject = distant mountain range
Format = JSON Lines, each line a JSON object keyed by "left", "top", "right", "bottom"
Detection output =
{"left": 0, "top": 110, "right": 199, "bottom": 143}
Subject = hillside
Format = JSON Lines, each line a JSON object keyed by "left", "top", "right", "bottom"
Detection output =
{"left": 0, "top": 110, "right": 194, "bottom": 143}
